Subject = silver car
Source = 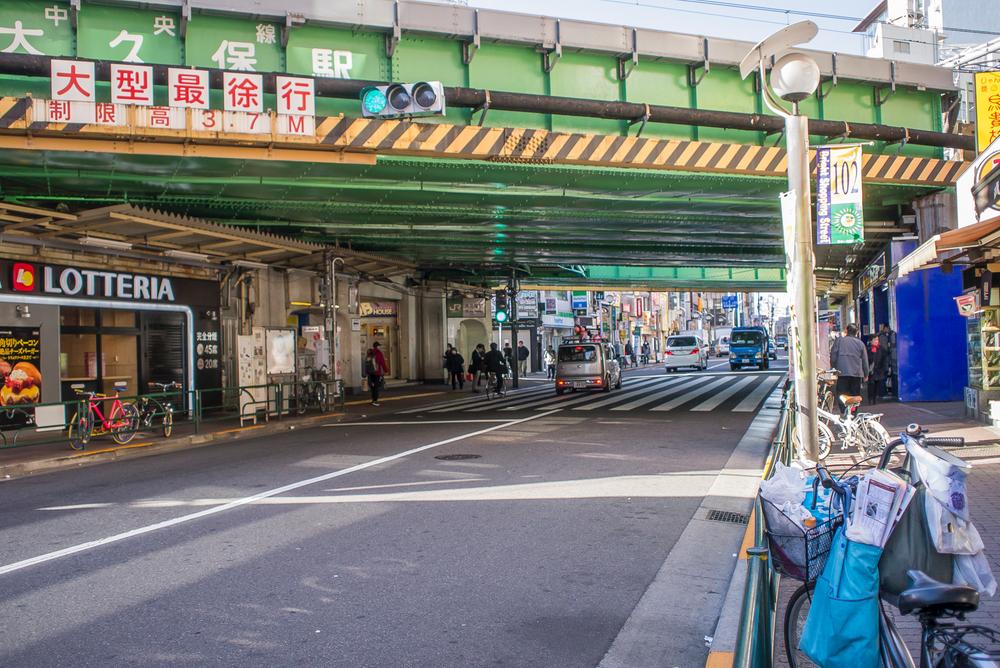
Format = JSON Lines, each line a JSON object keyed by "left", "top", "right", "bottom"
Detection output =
{"left": 664, "top": 335, "right": 708, "bottom": 372}
{"left": 555, "top": 342, "right": 622, "bottom": 395}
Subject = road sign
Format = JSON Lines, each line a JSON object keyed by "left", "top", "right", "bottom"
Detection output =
{"left": 722, "top": 295, "right": 738, "bottom": 309}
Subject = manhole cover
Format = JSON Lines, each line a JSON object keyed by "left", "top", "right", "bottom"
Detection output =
{"left": 706, "top": 509, "right": 750, "bottom": 525}
{"left": 434, "top": 454, "right": 482, "bottom": 461}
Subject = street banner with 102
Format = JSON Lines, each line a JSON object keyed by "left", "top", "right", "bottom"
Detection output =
{"left": 816, "top": 145, "right": 865, "bottom": 245}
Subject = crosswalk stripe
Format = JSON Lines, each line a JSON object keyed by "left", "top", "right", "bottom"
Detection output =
{"left": 689, "top": 375, "right": 757, "bottom": 411}
{"left": 525, "top": 376, "right": 669, "bottom": 411}
{"left": 732, "top": 375, "right": 782, "bottom": 412}
{"left": 649, "top": 375, "right": 735, "bottom": 412}
{"left": 400, "top": 383, "right": 549, "bottom": 414}
{"left": 609, "top": 376, "right": 704, "bottom": 411}
{"left": 472, "top": 376, "right": 660, "bottom": 413}
{"left": 571, "top": 375, "right": 689, "bottom": 411}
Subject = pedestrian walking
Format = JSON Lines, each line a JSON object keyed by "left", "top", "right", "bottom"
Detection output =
{"left": 445, "top": 345, "right": 465, "bottom": 390}
{"left": 517, "top": 340, "right": 530, "bottom": 377}
{"left": 830, "top": 323, "right": 869, "bottom": 410}
{"left": 640, "top": 340, "right": 650, "bottom": 365}
{"left": 878, "top": 322, "right": 897, "bottom": 398}
{"left": 544, "top": 346, "right": 557, "bottom": 380}
{"left": 484, "top": 342, "right": 508, "bottom": 394}
{"left": 470, "top": 343, "right": 486, "bottom": 392}
{"left": 867, "top": 335, "right": 889, "bottom": 405}
{"left": 624, "top": 341, "right": 634, "bottom": 368}
{"left": 503, "top": 343, "right": 514, "bottom": 377}
{"left": 364, "top": 348, "right": 383, "bottom": 406}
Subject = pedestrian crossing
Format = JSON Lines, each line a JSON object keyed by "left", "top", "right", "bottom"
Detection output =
{"left": 398, "top": 372, "right": 783, "bottom": 415}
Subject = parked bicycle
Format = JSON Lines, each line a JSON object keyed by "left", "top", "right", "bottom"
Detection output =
{"left": 294, "top": 366, "right": 329, "bottom": 415}
{"left": 816, "top": 393, "right": 890, "bottom": 460}
{"left": 817, "top": 368, "right": 838, "bottom": 414}
{"left": 67, "top": 384, "right": 140, "bottom": 450}
{"left": 484, "top": 371, "right": 507, "bottom": 400}
{"left": 137, "top": 381, "right": 181, "bottom": 438}
{"left": 782, "top": 425, "right": 1000, "bottom": 667}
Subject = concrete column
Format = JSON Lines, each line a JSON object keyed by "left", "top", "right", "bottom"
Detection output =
{"left": 418, "top": 289, "right": 447, "bottom": 382}
{"left": 335, "top": 279, "right": 362, "bottom": 393}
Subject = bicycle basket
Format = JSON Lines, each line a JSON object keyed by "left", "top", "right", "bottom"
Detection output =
{"left": 761, "top": 496, "right": 842, "bottom": 583}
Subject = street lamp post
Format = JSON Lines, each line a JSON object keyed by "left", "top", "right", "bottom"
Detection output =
{"left": 741, "top": 23, "right": 822, "bottom": 461}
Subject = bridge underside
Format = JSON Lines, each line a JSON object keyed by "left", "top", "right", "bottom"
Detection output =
{"left": 0, "top": 144, "right": 946, "bottom": 291}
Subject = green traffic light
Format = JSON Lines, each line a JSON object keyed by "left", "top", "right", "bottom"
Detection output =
{"left": 496, "top": 311, "right": 508, "bottom": 323}
{"left": 361, "top": 88, "right": 388, "bottom": 115}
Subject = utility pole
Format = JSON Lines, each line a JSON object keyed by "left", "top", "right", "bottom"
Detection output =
{"left": 509, "top": 274, "right": 519, "bottom": 389}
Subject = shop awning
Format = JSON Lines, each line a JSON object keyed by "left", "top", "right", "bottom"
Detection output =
{"left": 896, "top": 215, "right": 1000, "bottom": 277}
{"left": 0, "top": 201, "right": 417, "bottom": 279}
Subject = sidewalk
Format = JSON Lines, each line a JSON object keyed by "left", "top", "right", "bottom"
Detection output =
{"left": 0, "top": 383, "right": 448, "bottom": 480}
{"left": 772, "top": 400, "right": 1000, "bottom": 665}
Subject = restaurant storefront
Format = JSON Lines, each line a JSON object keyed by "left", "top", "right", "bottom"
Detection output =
{"left": 0, "top": 260, "right": 221, "bottom": 410}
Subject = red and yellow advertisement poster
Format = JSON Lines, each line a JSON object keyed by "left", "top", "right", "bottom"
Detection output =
{"left": 0, "top": 327, "right": 42, "bottom": 406}
{"left": 974, "top": 72, "right": 1000, "bottom": 154}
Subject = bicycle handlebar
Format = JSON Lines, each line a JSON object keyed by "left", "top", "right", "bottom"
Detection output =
{"left": 877, "top": 423, "right": 965, "bottom": 469}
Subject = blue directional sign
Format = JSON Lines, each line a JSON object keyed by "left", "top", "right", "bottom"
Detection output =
{"left": 722, "top": 295, "right": 739, "bottom": 309}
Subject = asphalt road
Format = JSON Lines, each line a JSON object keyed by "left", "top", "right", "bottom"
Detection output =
{"left": 0, "top": 355, "right": 787, "bottom": 667}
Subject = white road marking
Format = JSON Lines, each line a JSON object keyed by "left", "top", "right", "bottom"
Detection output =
{"left": 732, "top": 375, "right": 782, "bottom": 412}
{"left": 609, "top": 376, "right": 703, "bottom": 411}
{"left": 650, "top": 375, "right": 735, "bottom": 412}
{"left": 324, "top": 420, "right": 510, "bottom": 426}
{"left": 570, "top": 376, "right": 688, "bottom": 411}
{"left": 396, "top": 384, "right": 549, "bottom": 414}
{"left": 689, "top": 375, "right": 757, "bottom": 411}
{"left": 0, "top": 410, "right": 561, "bottom": 578}
{"left": 522, "top": 376, "right": 668, "bottom": 412}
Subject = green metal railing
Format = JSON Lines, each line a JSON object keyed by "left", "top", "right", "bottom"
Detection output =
{"left": 0, "top": 379, "right": 345, "bottom": 450}
{"left": 733, "top": 379, "right": 795, "bottom": 668}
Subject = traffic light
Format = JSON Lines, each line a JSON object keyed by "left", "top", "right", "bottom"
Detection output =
{"left": 360, "top": 82, "right": 446, "bottom": 118}
{"left": 495, "top": 290, "right": 509, "bottom": 323}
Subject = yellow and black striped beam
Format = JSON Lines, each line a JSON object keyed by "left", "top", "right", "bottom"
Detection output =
{"left": 0, "top": 97, "right": 968, "bottom": 186}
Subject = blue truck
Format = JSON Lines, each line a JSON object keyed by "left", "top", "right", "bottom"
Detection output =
{"left": 729, "top": 327, "right": 770, "bottom": 371}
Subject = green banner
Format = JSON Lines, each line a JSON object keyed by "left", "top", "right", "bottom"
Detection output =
{"left": 286, "top": 26, "right": 382, "bottom": 80}
{"left": 0, "top": 0, "right": 73, "bottom": 56}
{"left": 77, "top": 4, "right": 181, "bottom": 65}
{"left": 185, "top": 14, "right": 282, "bottom": 72}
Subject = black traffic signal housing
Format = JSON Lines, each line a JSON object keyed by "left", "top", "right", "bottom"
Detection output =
{"left": 495, "top": 290, "right": 509, "bottom": 323}
{"left": 360, "top": 81, "right": 446, "bottom": 118}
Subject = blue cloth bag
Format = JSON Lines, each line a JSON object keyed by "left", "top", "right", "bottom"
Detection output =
{"left": 799, "top": 527, "right": 883, "bottom": 668}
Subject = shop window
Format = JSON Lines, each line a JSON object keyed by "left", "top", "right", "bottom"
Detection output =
{"left": 101, "top": 334, "right": 138, "bottom": 396}
{"left": 104, "top": 310, "right": 137, "bottom": 328}
{"left": 61, "top": 306, "right": 96, "bottom": 327}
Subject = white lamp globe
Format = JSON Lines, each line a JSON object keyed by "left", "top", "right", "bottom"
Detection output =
{"left": 770, "top": 52, "right": 821, "bottom": 103}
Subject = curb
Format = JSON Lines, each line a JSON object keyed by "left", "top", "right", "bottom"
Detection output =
{"left": 0, "top": 412, "right": 344, "bottom": 481}
{"left": 597, "top": 380, "right": 785, "bottom": 668}
{"left": 703, "top": 385, "right": 785, "bottom": 667}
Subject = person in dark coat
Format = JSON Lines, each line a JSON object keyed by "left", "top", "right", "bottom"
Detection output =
{"left": 867, "top": 335, "right": 890, "bottom": 405}
{"left": 484, "top": 343, "right": 508, "bottom": 394}
{"left": 445, "top": 345, "right": 465, "bottom": 390}
{"left": 469, "top": 343, "right": 486, "bottom": 392}
{"left": 830, "top": 324, "right": 869, "bottom": 410}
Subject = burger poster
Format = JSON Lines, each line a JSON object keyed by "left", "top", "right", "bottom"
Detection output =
{"left": 0, "top": 327, "right": 42, "bottom": 406}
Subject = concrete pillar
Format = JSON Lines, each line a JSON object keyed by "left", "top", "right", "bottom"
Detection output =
{"left": 418, "top": 289, "right": 447, "bottom": 382}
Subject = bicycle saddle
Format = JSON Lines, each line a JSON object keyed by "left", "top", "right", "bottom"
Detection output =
{"left": 898, "top": 570, "right": 979, "bottom": 616}
{"left": 839, "top": 395, "right": 863, "bottom": 407}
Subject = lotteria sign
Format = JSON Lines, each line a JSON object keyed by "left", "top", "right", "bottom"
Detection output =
{"left": 0, "top": 262, "right": 209, "bottom": 304}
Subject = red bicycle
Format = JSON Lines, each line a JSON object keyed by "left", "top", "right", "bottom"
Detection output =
{"left": 67, "top": 388, "right": 140, "bottom": 450}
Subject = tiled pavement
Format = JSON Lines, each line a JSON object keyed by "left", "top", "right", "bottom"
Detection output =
{"left": 773, "top": 400, "right": 1000, "bottom": 665}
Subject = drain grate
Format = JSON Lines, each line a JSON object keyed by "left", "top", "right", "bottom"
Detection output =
{"left": 434, "top": 454, "right": 482, "bottom": 461}
{"left": 706, "top": 509, "right": 750, "bottom": 525}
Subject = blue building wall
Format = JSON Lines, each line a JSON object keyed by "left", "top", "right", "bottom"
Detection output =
{"left": 893, "top": 250, "right": 966, "bottom": 401}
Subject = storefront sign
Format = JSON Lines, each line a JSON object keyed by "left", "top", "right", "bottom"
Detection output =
{"left": 359, "top": 301, "right": 397, "bottom": 318}
{"left": 975, "top": 72, "right": 1000, "bottom": 154}
{"left": 36, "top": 265, "right": 176, "bottom": 301}
{"left": 571, "top": 291, "right": 589, "bottom": 311}
{"left": 516, "top": 292, "right": 538, "bottom": 320}
{"left": 816, "top": 145, "right": 865, "bottom": 245}
{"left": 857, "top": 252, "right": 887, "bottom": 294}
{"left": 0, "top": 327, "right": 41, "bottom": 406}
{"left": 956, "top": 292, "right": 980, "bottom": 317}
{"left": 982, "top": 270, "right": 994, "bottom": 307}
{"left": 973, "top": 162, "right": 1000, "bottom": 216}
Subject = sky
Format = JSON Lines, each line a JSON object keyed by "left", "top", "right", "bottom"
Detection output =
{"left": 466, "top": 0, "right": 890, "bottom": 55}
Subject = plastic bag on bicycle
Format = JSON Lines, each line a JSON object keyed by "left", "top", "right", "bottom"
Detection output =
{"left": 800, "top": 527, "right": 882, "bottom": 668}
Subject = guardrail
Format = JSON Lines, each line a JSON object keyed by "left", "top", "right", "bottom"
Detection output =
{"left": 0, "top": 379, "right": 346, "bottom": 450}
{"left": 732, "top": 379, "right": 795, "bottom": 668}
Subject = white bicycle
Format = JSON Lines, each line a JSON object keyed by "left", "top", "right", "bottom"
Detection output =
{"left": 815, "top": 393, "right": 890, "bottom": 460}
